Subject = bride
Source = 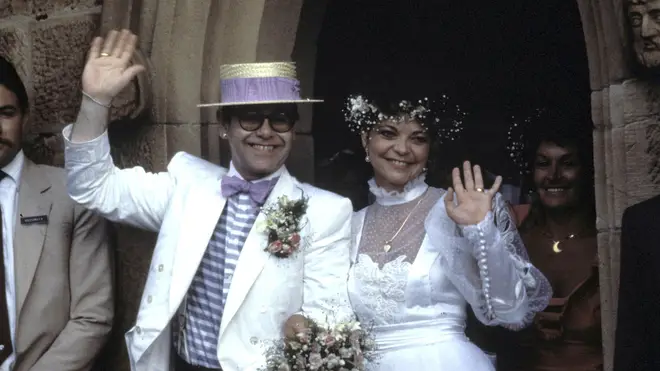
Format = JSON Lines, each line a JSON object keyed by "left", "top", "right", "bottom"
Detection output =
{"left": 344, "top": 95, "right": 552, "bottom": 370}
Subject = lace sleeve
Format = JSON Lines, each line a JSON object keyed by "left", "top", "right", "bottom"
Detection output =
{"left": 424, "top": 192, "right": 552, "bottom": 329}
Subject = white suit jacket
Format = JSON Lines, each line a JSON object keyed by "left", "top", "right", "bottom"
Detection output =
{"left": 62, "top": 126, "right": 354, "bottom": 371}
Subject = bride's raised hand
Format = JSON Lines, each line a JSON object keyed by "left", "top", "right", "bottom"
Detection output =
{"left": 444, "top": 161, "right": 502, "bottom": 226}
{"left": 81, "top": 29, "right": 145, "bottom": 106}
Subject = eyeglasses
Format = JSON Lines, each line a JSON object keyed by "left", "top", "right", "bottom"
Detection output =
{"left": 236, "top": 112, "right": 296, "bottom": 133}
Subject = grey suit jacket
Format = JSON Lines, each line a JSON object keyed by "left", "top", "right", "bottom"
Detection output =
{"left": 11, "top": 159, "right": 113, "bottom": 371}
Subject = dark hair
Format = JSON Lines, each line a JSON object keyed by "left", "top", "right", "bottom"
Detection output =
{"left": 0, "top": 55, "right": 29, "bottom": 114}
{"left": 518, "top": 108, "right": 596, "bottom": 232}
{"left": 218, "top": 103, "right": 300, "bottom": 124}
{"left": 356, "top": 95, "right": 442, "bottom": 140}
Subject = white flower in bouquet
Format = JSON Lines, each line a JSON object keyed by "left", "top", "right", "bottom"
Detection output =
{"left": 259, "top": 316, "right": 377, "bottom": 371}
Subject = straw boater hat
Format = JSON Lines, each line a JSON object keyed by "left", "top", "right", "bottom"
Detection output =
{"left": 197, "top": 62, "right": 323, "bottom": 107}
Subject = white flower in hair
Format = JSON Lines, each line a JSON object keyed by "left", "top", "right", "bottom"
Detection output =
{"left": 507, "top": 108, "right": 544, "bottom": 175}
{"left": 343, "top": 93, "right": 467, "bottom": 143}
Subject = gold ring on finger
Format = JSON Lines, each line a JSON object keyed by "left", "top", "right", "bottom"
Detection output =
{"left": 100, "top": 52, "right": 110, "bottom": 57}
{"left": 475, "top": 187, "right": 484, "bottom": 193}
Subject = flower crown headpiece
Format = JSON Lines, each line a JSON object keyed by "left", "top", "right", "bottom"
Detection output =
{"left": 343, "top": 94, "right": 465, "bottom": 143}
{"left": 507, "top": 108, "right": 546, "bottom": 176}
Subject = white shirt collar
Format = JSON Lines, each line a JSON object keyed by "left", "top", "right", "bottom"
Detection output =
{"left": 227, "top": 161, "right": 284, "bottom": 182}
{"left": 2, "top": 150, "right": 24, "bottom": 184}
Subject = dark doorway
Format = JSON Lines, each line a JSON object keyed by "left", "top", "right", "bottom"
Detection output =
{"left": 312, "top": 1, "right": 590, "bottom": 209}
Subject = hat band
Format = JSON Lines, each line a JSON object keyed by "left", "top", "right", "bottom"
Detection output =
{"left": 220, "top": 77, "right": 301, "bottom": 104}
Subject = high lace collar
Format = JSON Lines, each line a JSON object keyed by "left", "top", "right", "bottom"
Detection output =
{"left": 368, "top": 174, "right": 429, "bottom": 206}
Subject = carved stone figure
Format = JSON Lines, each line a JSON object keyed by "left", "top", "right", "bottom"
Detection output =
{"left": 627, "top": 0, "right": 660, "bottom": 69}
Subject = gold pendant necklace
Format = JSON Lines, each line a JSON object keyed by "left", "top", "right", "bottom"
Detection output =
{"left": 383, "top": 192, "right": 426, "bottom": 253}
{"left": 543, "top": 232, "right": 578, "bottom": 254}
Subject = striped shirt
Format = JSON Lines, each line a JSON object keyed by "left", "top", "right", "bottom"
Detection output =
{"left": 174, "top": 164, "right": 281, "bottom": 368}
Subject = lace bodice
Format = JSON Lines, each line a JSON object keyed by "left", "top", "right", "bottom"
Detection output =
{"left": 359, "top": 184, "right": 443, "bottom": 267}
{"left": 348, "top": 175, "right": 552, "bottom": 330}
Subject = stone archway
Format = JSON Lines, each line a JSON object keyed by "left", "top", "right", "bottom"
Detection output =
{"left": 574, "top": 1, "right": 660, "bottom": 370}
{"left": 575, "top": 2, "right": 626, "bottom": 369}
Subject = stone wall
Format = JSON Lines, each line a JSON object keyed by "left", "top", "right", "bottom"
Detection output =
{"left": 577, "top": 1, "right": 660, "bottom": 370}
{"left": 2, "top": 1, "right": 313, "bottom": 369}
{"left": 1, "top": 3, "right": 159, "bottom": 368}
{"left": 0, "top": 1, "right": 146, "bottom": 166}
{"left": 1, "top": 1, "right": 100, "bottom": 165}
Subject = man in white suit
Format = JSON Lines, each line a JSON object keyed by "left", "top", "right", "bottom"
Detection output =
{"left": 62, "top": 29, "right": 354, "bottom": 371}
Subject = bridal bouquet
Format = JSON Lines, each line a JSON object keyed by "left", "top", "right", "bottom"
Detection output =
{"left": 261, "top": 318, "right": 376, "bottom": 371}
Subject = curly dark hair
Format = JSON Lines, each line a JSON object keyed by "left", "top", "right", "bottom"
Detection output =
{"left": 518, "top": 108, "right": 596, "bottom": 232}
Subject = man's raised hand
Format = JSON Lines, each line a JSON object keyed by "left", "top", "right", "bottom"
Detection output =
{"left": 81, "top": 29, "right": 145, "bottom": 106}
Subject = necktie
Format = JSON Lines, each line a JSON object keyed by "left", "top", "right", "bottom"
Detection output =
{"left": 0, "top": 171, "right": 12, "bottom": 364}
{"left": 220, "top": 175, "right": 278, "bottom": 206}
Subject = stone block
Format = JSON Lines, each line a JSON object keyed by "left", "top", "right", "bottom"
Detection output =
{"left": 30, "top": 13, "right": 99, "bottom": 133}
{"left": 609, "top": 84, "right": 625, "bottom": 129}
{"left": 0, "top": 1, "right": 30, "bottom": 17}
{"left": 623, "top": 120, "right": 660, "bottom": 203}
{"left": 257, "top": 0, "right": 303, "bottom": 61}
{"left": 286, "top": 133, "right": 314, "bottom": 183}
{"left": 593, "top": 128, "right": 608, "bottom": 231}
{"left": 28, "top": 0, "right": 100, "bottom": 17}
{"left": 623, "top": 78, "right": 660, "bottom": 123}
{"left": 165, "top": 123, "right": 203, "bottom": 159}
{"left": 577, "top": 0, "right": 632, "bottom": 89}
{"left": 22, "top": 131, "right": 64, "bottom": 166}
{"left": 0, "top": 1, "right": 12, "bottom": 18}
{"left": 607, "top": 86, "right": 628, "bottom": 226}
{"left": 109, "top": 120, "right": 168, "bottom": 172}
{"left": 598, "top": 230, "right": 616, "bottom": 371}
{"left": 110, "top": 77, "right": 139, "bottom": 122}
{"left": 610, "top": 125, "right": 628, "bottom": 224}
{"left": 622, "top": 79, "right": 660, "bottom": 203}
{"left": 608, "top": 229, "right": 621, "bottom": 297}
{"left": 0, "top": 23, "right": 32, "bottom": 100}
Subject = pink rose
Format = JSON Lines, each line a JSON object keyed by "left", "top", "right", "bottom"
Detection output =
{"left": 266, "top": 240, "right": 283, "bottom": 254}
{"left": 289, "top": 233, "right": 301, "bottom": 246}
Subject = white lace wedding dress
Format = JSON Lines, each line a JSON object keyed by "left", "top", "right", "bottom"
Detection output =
{"left": 348, "top": 175, "right": 552, "bottom": 370}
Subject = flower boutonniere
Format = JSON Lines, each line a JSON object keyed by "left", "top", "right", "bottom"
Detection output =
{"left": 259, "top": 193, "right": 309, "bottom": 258}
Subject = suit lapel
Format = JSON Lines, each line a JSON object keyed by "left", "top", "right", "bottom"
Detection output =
{"left": 14, "top": 160, "right": 53, "bottom": 316}
{"left": 168, "top": 177, "right": 228, "bottom": 311}
{"left": 220, "top": 170, "right": 296, "bottom": 336}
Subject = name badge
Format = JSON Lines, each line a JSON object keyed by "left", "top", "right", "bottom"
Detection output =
{"left": 20, "top": 215, "right": 48, "bottom": 225}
